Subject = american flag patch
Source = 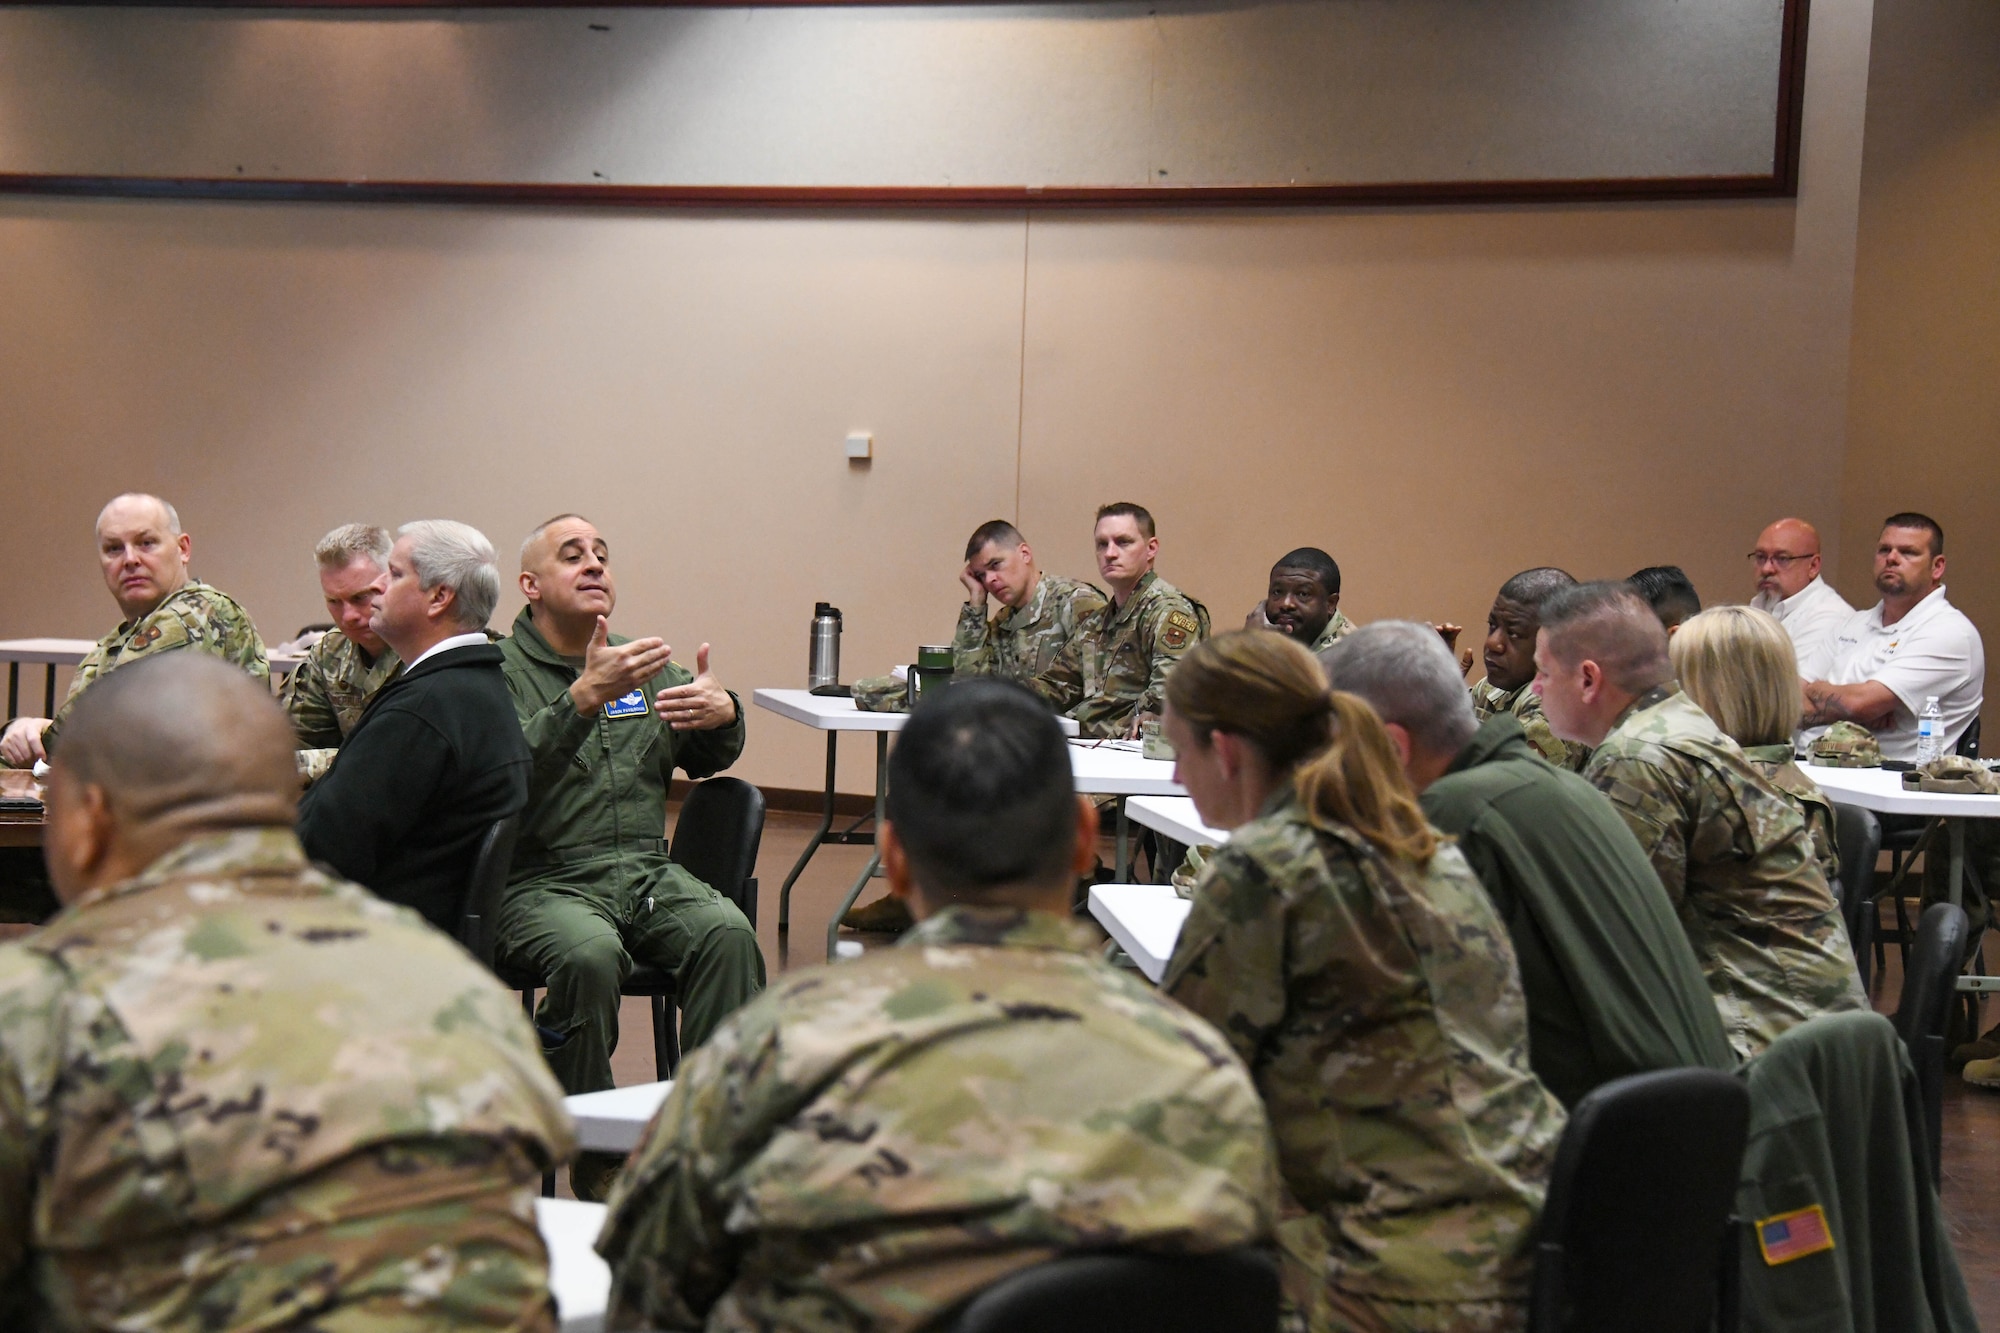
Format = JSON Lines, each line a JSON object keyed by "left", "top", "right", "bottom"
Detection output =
{"left": 1757, "top": 1204, "right": 1835, "bottom": 1266}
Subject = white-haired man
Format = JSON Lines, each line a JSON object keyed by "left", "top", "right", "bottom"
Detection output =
{"left": 1, "top": 493, "right": 266, "bottom": 768}
{"left": 281, "top": 524, "right": 402, "bottom": 784}
{"left": 297, "top": 521, "right": 530, "bottom": 932}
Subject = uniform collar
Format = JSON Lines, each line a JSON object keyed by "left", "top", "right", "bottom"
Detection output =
{"left": 900, "top": 903, "right": 1098, "bottom": 954}
{"left": 1448, "top": 712, "right": 1535, "bottom": 774}
{"left": 1607, "top": 682, "right": 1679, "bottom": 734}
{"left": 67, "top": 827, "right": 307, "bottom": 913}
{"left": 997, "top": 573, "right": 1053, "bottom": 627}
{"left": 1868, "top": 583, "right": 1949, "bottom": 631}
{"left": 1740, "top": 742, "right": 1795, "bottom": 764}
{"left": 510, "top": 606, "right": 573, "bottom": 668}
{"left": 1107, "top": 570, "right": 1158, "bottom": 622}
{"left": 113, "top": 577, "right": 205, "bottom": 636}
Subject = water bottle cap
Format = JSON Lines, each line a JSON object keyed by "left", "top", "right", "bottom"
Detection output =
{"left": 815, "top": 602, "right": 843, "bottom": 623}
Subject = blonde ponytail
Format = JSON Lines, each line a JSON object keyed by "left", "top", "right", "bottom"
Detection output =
{"left": 1166, "top": 631, "right": 1439, "bottom": 867}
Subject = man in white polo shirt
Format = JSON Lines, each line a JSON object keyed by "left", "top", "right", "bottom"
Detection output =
{"left": 1802, "top": 513, "right": 1984, "bottom": 761}
{"left": 1750, "top": 517, "right": 1855, "bottom": 681}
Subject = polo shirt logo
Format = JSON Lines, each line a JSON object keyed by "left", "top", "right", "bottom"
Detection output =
{"left": 605, "top": 689, "right": 649, "bottom": 719}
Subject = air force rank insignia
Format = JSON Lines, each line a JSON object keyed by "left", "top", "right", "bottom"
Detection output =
{"left": 605, "top": 688, "right": 649, "bottom": 719}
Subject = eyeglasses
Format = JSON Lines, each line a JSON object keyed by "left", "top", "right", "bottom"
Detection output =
{"left": 1747, "top": 552, "right": 1812, "bottom": 568}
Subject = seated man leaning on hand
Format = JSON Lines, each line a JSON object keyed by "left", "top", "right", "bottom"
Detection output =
{"left": 1, "top": 492, "right": 266, "bottom": 769}
{"left": 597, "top": 679, "right": 1277, "bottom": 1333}
{"left": 951, "top": 518, "right": 1106, "bottom": 711}
{"left": 498, "top": 514, "right": 763, "bottom": 1202}
{"left": 1323, "top": 621, "right": 1734, "bottom": 1109}
{"left": 1533, "top": 581, "right": 1865, "bottom": 1061}
{"left": 297, "top": 521, "right": 530, "bottom": 933}
{"left": 0, "top": 653, "right": 571, "bottom": 1331}
{"left": 281, "top": 523, "right": 402, "bottom": 785}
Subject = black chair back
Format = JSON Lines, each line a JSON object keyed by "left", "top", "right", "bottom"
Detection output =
{"left": 670, "top": 777, "right": 767, "bottom": 927}
{"left": 1893, "top": 901, "right": 1968, "bottom": 1187}
{"left": 1832, "top": 802, "right": 1882, "bottom": 992}
{"left": 948, "top": 1247, "right": 1280, "bottom": 1333}
{"left": 1530, "top": 1068, "right": 1749, "bottom": 1333}
{"left": 456, "top": 812, "right": 522, "bottom": 967}
{"left": 1955, "top": 716, "right": 1981, "bottom": 758}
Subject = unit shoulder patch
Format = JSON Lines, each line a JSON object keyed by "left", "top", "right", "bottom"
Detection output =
{"left": 1161, "top": 608, "right": 1200, "bottom": 651}
{"left": 1756, "top": 1204, "right": 1835, "bottom": 1266}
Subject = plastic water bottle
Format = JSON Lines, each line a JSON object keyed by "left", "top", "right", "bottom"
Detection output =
{"left": 1916, "top": 696, "right": 1944, "bottom": 765}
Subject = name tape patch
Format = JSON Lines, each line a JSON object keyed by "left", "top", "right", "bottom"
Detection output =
{"left": 1756, "top": 1204, "right": 1835, "bottom": 1266}
{"left": 605, "top": 689, "right": 649, "bottom": 719}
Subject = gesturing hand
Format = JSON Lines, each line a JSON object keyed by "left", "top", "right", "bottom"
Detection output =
{"left": 569, "top": 616, "right": 673, "bottom": 716}
{"left": 656, "top": 644, "right": 736, "bottom": 732}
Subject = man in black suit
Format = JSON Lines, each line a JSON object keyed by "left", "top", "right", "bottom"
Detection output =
{"left": 298, "top": 520, "right": 529, "bottom": 932}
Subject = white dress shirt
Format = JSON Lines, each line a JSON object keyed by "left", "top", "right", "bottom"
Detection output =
{"left": 1807, "top": 586, "right": 1985, "bottom": 761}
{"left": 406, "top": 631, "right": 491, "bottom": 671}
{"left": 1752, "top": 575, "right": 1855, "bottom": 682}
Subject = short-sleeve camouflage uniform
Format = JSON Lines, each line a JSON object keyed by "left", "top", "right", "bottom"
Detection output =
{"left": 40, "top": 579, "right": 268, "bottom": 756}
{"left": 0, "top": 827, "right": 575, "bottom": 1331}
{"left": 1469, "top": 678, "right": 1588, "bottom": 772}
{"left": 1163, "top": 787, "right": 1567, "bottom": 1333}
{"left": 281, "top": 629, "right": 402, "bottom": 784}
{"left": 1584, "top": 688, "right": 1866, "bottom": 1061}
{"left": 1070, "top": 571, "right": 1209, "bottom": 739}
{"left": 950, "top": 573, "right": 1107, "bottom": 713}
{"left": 597, "top": 905, "right": 1278, "bottom": 1333}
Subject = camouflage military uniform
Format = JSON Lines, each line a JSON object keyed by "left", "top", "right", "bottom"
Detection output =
{"left": 1070, "top": 571, "right": 1209, "bottom": 739}
{"left": 1469, "top": 678, "right": 1587, "bottom": 772}
{"left": 39, "top": 579, "right": 268, "bottom": 755}
{"left": 1741, "top": 743, "right": 1841, "bottom": 887}
{"left": 1306, "top": 609, "right": 1356, "bottom": 654}
{"left": 950, "top": 573, "right": 1107, "bottom": 713}
{"left": 1162, "top": 788, "right": 1567, "bottom": 1333}
{"left": 1584, "top": 688, "right": 1866, "bottom": 1061}
{"left": 281, "top": 629, "right": 402, "bottom": 785}
{"left": 598, "top": 905, "right": 1278, "bottom": 1333}
{"left": 0, "top": 827, "right": 575, "bottom": 1331}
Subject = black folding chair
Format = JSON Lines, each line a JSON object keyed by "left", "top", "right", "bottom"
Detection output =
{"left": 1530, "top": 1068, "right": 1750, "bottom": 1333}
{"left": 455, "top": 812, "right": 522, "bottom": 966}
{"left": 947, "top": 1247, "right": 1280, "bottom": 1333}
{"left": 1832, "top": 802, "right": 1881, "bottom": 993}
{"left": 624, "top": 776, "right": 768, "bottom": 1078}
{"left": 1878, "top": 718, "right": 1984, "bottom": 970}
{"left": 1892, "top": 901, "right": 1969, "bottom": 1188}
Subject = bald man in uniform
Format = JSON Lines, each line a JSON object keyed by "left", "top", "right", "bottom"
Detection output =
{"left": 1749, "top": 518, "right": 1854, "bottom": 681}
{"left": 0, "top": 654, "right": 572, "bottom": 1330}
{"left": 1, "top": 493, "right": 266, "bottom": 768}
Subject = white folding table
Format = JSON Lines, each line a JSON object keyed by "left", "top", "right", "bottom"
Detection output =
{"left": 0, "top": 636, "right": 305, "bottom": 720}
{"left": 1124, "top": 795, "right": 1227, "bottom": 855}
{"left": 1808, "top": 764, "right": 2000, "bottom": 993}
{"left": 538, "top": 1197, "right": 611, "bottom": 1332}
{"left": 755, "top": 688, "right": 1079, "bottom": 960}
{"left": 565, "top": 1080, "right": 674, "bottom": 1155}
{"left": 1064, "top": 740, "right": 1186, "bottom": 887}
{"left": 1086, "top": 883, "right": 1193, "bottom": 984}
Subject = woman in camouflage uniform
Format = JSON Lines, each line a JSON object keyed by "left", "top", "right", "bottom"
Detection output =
{"left": 1673, "top": 606, "right": 1842, "bottom": 886}
{"left": 1159, "top": 632, "right": 1566, "bottom": 1333}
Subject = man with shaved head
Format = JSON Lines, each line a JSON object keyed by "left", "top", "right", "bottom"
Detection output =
{"left": 499, "top": 514, "right": 762, "bottom": 1201}
{"left": 1749, "top": 517, "right": 1853, "bottom": 681}
{"left": 0, "top": 654, "right": 571, "bottom": 1329}
{"left": 1469, "top": 566, "right": 1586, "bottom": 770}
{"left": 1534, "top": 582, "right": 1864, "bottom": 1060}
{"left": 0, "top": 493, "right": 266, "bottom": 768}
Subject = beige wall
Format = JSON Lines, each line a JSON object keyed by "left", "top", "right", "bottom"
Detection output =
{"left": 1840, "top": 0, "right": 2000, "bottom": 740}
{"left": 0, "top": 0, "right": 1878, "bottom": 794}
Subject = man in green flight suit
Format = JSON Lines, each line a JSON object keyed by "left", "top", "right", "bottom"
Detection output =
{"left": 281, "top": 523, "right": 403, "bottom": 785}
{"left": 1, "top": 493, "right": 267, "bottom": 768}
{"left": 1069, "top": 502, "right": 1209, "bottom": 739}
{"left": 1323, "top": 620, "right": 1735, "bottom": 1108}
{"left": 497, "top": 514, "right": 764, "bottom": 1201}
{"left": 1468, "top": 566, "right": 1588, "bottom": 771}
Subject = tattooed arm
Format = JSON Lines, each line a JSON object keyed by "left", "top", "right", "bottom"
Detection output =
{"left": 1800, "top": 679, "right": 1899, "bottom": 729}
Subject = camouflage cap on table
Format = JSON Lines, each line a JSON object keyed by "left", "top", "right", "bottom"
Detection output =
{"left": 1906, "top": 755, "right": 2000, "bottom": 795}
{"left": 1808, "top": 721, "right": 1881, "bottom": 769}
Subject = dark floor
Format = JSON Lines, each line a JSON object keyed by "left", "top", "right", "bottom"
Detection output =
{"left": 603, "top": 809, "right": 2000, "bottom": 1326}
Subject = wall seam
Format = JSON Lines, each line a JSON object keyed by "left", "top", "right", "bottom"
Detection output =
{"left": 1014, "top": 210, "right": 1032, "bottom": 520}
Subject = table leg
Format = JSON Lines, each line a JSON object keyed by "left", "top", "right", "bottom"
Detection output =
{"left": 777, "top": 733, "right": 840, "bottom": 934}
{"left": 42, "top": 665, "right": 55, "bottom": 719}
{"left": 1950, "top": 818, "right": 1967, "bottom": 914}
{"left": 827, "top": 733, "right": 890, "bottom": 962}
{"left": 5, "top": 664, "right": 15, "bottom": 723}
{"left": 1114, "top": 798, "right": 1130, "bottom": 881}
